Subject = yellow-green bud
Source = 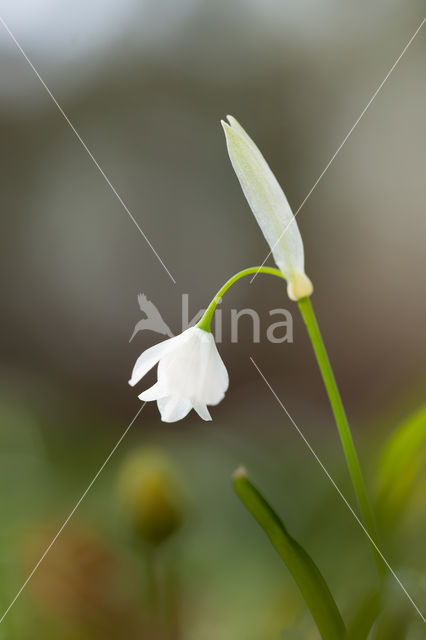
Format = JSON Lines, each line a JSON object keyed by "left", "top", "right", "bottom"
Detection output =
{"left": 117, "top": 448, "right": 185, "bottom": 546}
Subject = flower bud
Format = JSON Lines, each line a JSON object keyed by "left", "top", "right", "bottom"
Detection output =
{"left": 117, "top": 448, "right": 185, "bottom": 546}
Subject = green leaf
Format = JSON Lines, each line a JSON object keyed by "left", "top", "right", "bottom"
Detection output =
{"left": 346, "top": 590, "right": 380, "bottom": 640}
{"left": 233, "top": 468, "right": 346, "bottom": 640}
{"left": 376, "top": 405, "right": 426, "bottom": 525}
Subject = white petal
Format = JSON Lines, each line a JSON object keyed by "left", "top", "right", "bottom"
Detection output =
{"left": 157, "top": 395, "right": 193, "bottom": 423}
{"left": 156, "top": 329, "right": 228, "bottom": 406}
{"left": 222, "top": 116, "right": 305, "bottom": 283}
{"left": 128, "top": 333, "right": 183, "bottom": 387}
{"left": 195, "top": 332, "right": 229, "bottom": 405}
{"left": 193, "top": 402, "right": 212, "bottom": 421}
{"left": 138, "top": 381, "right": 169, "bottom": 401}
{"left": 156, "top": 328, "right": 206, "bottom": 396}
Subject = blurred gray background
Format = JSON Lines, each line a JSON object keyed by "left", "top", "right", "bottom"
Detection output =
{"left": 1, "top": 0, "right": 425, "bottom": 430}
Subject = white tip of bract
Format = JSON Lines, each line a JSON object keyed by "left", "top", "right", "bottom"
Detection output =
{"left": 225, "top": 116, "right": 253, "bottom": 141}
{"left": 222, "top": 115, "right": 313, "bottom": 301}
{"left": 225, "top": 115, "right": 241, "bottom": 129}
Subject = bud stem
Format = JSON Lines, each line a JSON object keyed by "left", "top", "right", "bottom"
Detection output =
{"left": 145, "top": 546, "right": 160, "bottom": 613}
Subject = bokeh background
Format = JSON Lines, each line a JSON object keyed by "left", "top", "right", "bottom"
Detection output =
{"left": 0, "top": 1, "right": 425, "bottom": 638}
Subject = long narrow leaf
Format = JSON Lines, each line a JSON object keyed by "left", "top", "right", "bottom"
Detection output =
{"left": 346, "top": 590, "right": 380, "bottom": 639}
{"left": 233, "top": 468, "right": 346, "bottom": 640}
{"left": 376, "top": 405, "right": 426, "bottom": 525}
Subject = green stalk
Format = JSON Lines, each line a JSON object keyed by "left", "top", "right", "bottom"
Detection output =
{"left": 297, "top": 297, "right": 382, "bottom": 572}
{"left": 197, "top": 266, "right": 284, "bottom": 332}
{"left": 198, "top": 268, "right": 382, "bottom": 573}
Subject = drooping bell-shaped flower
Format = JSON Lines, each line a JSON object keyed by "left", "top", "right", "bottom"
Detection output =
{"left": 129, "top": 327, "right": 229, "bottom": 423}
{"left": 221, "top": 115, "right": 313, "bottom": 301}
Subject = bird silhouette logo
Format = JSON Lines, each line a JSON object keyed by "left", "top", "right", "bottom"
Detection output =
{"left": 129, "top": 294, "right": 174, "bottom": 342}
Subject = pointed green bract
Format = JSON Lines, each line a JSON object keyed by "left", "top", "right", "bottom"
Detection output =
{"left": 233, "top": 468, "right": 346, "bottom": 640}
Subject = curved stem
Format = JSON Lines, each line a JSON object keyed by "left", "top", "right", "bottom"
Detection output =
{"left": 298, "top": 296, "right": 384, "bottom": 575}
{"left": 197, "top": 266, "right": 284, "bottom": 332}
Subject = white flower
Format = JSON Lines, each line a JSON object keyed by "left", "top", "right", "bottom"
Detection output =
{"left": 129, "top": 327, "right": 229, "bottom": 423}
{"left": 221, "top": 115, "right": 313, "bottom": 301}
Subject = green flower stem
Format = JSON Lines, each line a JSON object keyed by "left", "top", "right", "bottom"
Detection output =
{"left": 197, "top": 266, "right": 284, "bottom": 332}
{"left": 199, "top": 268, "right": 382, "bottom": 574}
{"left": 297, "top": 296, "right": 383, "bottom": 572}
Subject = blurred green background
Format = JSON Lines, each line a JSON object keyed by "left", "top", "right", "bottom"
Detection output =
{"left": 0, "top": 1, "right": 425, "bottom": 637}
